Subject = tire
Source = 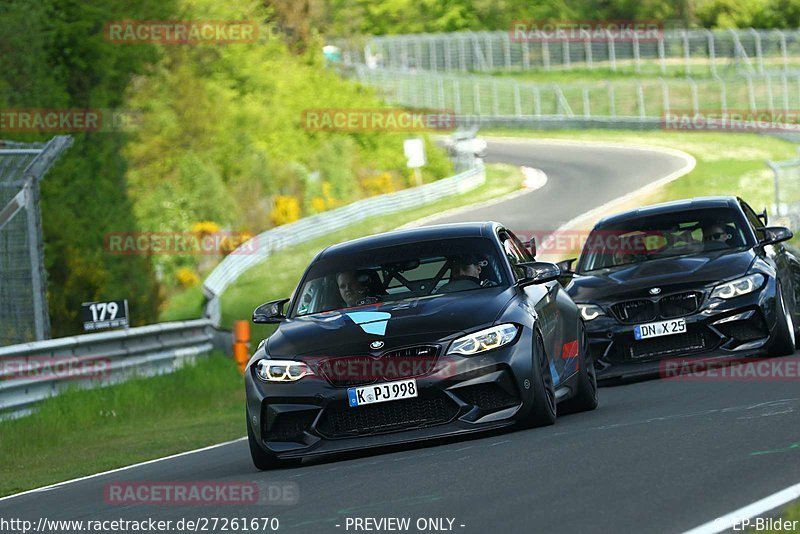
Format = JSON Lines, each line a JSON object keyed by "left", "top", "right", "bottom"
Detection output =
{"left": 520, "top": 331, "right": 557, "bottom": 428}
{"left": 247, "top": 414, "right": 301, "bottom": 470}
{"left": 560, "top": 322, "right": 598, "bottom": 414}
{"left": 770, "top": 281, "right": 796, "bottom": 357}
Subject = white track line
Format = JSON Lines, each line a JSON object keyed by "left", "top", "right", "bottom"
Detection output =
{"left": 0, "top": 437, "right": 246, "bottom": 503}
{"left": 684, "top": 481, "right": 800, "bottom": 534}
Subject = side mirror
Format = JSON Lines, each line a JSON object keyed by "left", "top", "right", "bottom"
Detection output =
{"left": 518, "top": 261, "right": 561, "bottom": 286}
{"left": 758, "top": 208, "right": 768, "bottom": 225}
{"left": 761, "top": 226, "right": 793, "bottom": 246}
{"left": 252, "top": 298, "right": 290, "bottom": 324}
{"left": 556, "top": 257, "right": 577, "bottom": 274}
{"left": 525, "top": 237, "right": 537, "bottom": 258}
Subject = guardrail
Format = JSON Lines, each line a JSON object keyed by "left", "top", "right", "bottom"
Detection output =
{"left": 0, "top": 319, "right": 214, "bottom": 418}
{"left": 203, "top": 163, "right": 486, "bottom": 323}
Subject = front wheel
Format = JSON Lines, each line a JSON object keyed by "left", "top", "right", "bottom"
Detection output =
{"left": 560, "top": 322, "right": 598, "bottom": 414}
{"left": 769, "top": 282, "right": 796, "bottom": 357}
{"left": 520, "top": 332, "right": 557, "bottom": 428}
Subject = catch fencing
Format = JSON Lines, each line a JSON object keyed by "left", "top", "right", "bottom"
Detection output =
{"left": 767, "top": 155, "right": 800, "bottom": 229}
{"left": 354, "top": 66, "right": 800, "bottom": 126}
{"left": 0, "top": 136, "right": 72, "bottom": 346}
{"left": 343, "top": 28, "right": 800, "bottom": 77}
{"left": 203, "top": 163, "right": 486, "bottom": 323}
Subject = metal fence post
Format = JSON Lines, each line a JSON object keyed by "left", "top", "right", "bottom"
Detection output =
{"left": 682, "top": 30, "right": 691, "bottom": 76}
{"left": 767, "top": 161, "right": 781, "bottom": 216}
{"left": 542, "top": 39, "right": 551, "bottom": 71}
{"left": 749, "top": 28, "right": 765, "bottom": 75}
{"left": 582, "top": 87, "right": 591, "bottom": 118}
{"left": 564, "top": 38, "right": 571, "bottom": 69}
{"left": 660, "top": 78, "right": 670, "bottom": 116}
{"left": 706, "top": 29, "right": 717, "bottom": 78}
{"left": 607, "top": 30, "right": 617, "bottom": 72}
{"left": 583, "top": 31, "right": 593, "bottom": 69}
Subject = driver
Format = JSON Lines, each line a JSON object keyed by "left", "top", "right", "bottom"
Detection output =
{"left": 336, "top": 270, "right": 369, "bottom": 307}
{"left": 336, "top": 270, "right": 383, "bottom": 307}
{"left": 702, "top": 222, "right": 732, "bottom": 247}
{"left": 439, "top": 254, "right": 486, "bottom": 293}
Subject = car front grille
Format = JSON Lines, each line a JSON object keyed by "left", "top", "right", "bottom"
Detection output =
{"left": 611, "top": 291, "right": 703, "bottom": 324}
{"left": 316, "top": 391, "right": 457, "bottom": 438}
{"left": 318, "top": 345, "right": 440, "bottom": 388}
{"left": 453, "top": 383, "right": 519, "bottom": 411}
{"left": 659, "top": 292, "right": 702, "bottom": 318}
{"left": 611, "top": 299, "right": 656, "bottom": 323}
{"left": 623, "top": 331, "right": 711, "bottom": 360}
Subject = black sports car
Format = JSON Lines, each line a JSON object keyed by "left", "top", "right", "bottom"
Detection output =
{"left": 559, "top": 196, "right": 800, "bottom": 382}
{"left": 245, "top": 222, "right": 597, "bottom": 469}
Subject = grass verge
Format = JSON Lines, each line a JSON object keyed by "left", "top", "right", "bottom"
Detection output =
{"left": 0, "top": 353, "right": 244, "bottom": 497}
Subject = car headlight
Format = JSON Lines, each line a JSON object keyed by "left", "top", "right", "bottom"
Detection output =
{"left": 448, "top": 324, "right": 519, "bottom": 356}
{"left": 254, "top": 359, "right": 314, "bottom": 382}
{"left": 710, "top": 273, "right": 765, "bottom": 300}
{"left": 578, "top": 304, "right": 605, "bottom": 321}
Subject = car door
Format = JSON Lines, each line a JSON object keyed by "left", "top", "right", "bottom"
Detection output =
{"left": 499, "top": 229, "right": 567, "bottom": 384}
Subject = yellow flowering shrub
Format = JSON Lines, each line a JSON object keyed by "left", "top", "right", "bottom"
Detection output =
{"left": 270, "top": 195, "right": 301, "bottom": 226}
{"left": 175, "top": 267, "right": 200, "bottom": 288}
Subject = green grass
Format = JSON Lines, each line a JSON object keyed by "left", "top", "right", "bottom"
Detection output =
{"left": 0, "top": 354, "right": 244, "bottom": 497}
{"left": 159, "top": 285, "right": 205, "bottom": 322}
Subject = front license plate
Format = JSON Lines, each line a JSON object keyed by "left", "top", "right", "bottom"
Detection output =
{"left": 348, "top": 379, "right": 417, "bottom": 407}
{"left": 634, "top": 318, "right": 686, "bottom": 340}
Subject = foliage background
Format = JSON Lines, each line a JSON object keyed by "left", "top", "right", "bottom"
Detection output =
{"left": 2, "top": 0, "right": 799, "bottom": 336}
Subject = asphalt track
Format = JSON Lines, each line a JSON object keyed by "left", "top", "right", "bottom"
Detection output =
{"left": 3, "top": 138, "right": 800, "bottom": 534}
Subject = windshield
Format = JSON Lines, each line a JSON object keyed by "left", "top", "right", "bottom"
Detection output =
{"left": 291, "top": 237, "right": 508, "bottom": 317}
{"left": 577, "top": 207, "right": 752, "bottom": 273}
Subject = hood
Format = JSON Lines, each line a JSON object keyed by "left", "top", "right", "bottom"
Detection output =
{"left": 267, "top": 287, "right": 514, "bottom": 359}
{"left": 566, "top": 248, "right": 756, "bottom": 303}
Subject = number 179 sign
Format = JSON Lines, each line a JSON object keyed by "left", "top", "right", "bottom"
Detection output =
{"left": 81, "top": 300, "right": 129, "bottom": 331}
